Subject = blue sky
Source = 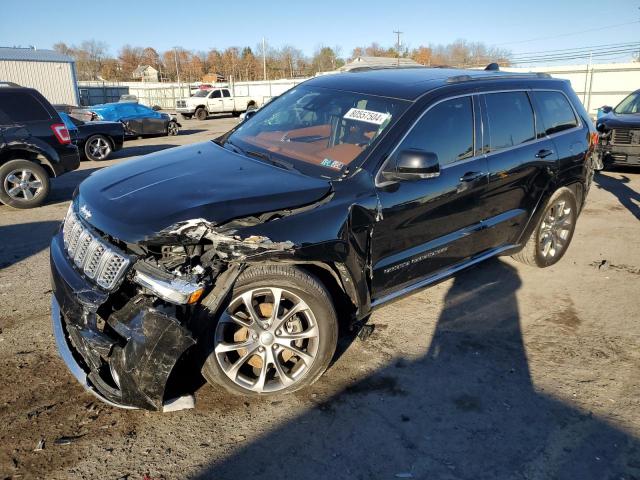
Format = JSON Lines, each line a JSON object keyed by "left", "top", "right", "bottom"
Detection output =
{"left": 1, "top": 0, "right": 638, "bottom": 63}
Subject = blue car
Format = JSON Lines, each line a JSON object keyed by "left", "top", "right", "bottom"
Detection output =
{"left": 72, "top": 103, "right": 180, "bottom": 138}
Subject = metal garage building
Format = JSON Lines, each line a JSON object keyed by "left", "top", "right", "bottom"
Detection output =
{"left": 0, "top": 47, "right": 79, "bottom": 105}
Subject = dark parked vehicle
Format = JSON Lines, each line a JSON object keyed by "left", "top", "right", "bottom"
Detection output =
{"left": 50, "top": 67, "right": 595, "bottom": 409}
{"left": 594, "top": 89, "right": 640, "bottom": 169}
{"left": 59, "top": 112, "right": 124, "bottom": 161}
{"left": 74, "top": 102, "right": 180, "bottom": 137}
{"left": 0, "top": 86, "right": 80, "bottom": 208}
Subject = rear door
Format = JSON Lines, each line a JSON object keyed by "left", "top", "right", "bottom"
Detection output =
{"left": 221, "top": 89, "right": 234, "bottom": 112}
{"left": 371, "top": 95, "right": 490, "bottom": 299}
{"left": 207, "top": 89, "right": 224, "bottom": 113}
{"left": 480, "top": 91, "right": 557, "bottom": 247}
{"left": 0, "top": 90, "right": 56, "bottom": 148}
{"left": 135, "top": 105, "right": 165, "bottom": 134}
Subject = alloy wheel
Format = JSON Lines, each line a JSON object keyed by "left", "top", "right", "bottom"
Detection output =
{"left": 539, "top": 198, "right": 573, "bottom": 259}
{"left": 88, "top": 137, "right": 111, "bottom": 160}
{"left": 214, "top": 287, "right": 320, "bottom": 393}
{"left": 3, "top": 168, "right": 44, "bottom": 201}
{"left": 168, "top": 122, "right": 179, "bottom": 135}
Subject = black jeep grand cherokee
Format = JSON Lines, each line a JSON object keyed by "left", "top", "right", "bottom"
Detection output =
{"left": 50, "top": 67, "right": 595, "bottom": 409}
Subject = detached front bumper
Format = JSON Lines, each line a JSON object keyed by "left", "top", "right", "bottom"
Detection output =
{"left": 50, "top": 231, "right": 196, "bottom": 410}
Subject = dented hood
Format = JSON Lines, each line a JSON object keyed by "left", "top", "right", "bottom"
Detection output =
{"left": 77, "top": 141, "right": 331, "bottom": 243}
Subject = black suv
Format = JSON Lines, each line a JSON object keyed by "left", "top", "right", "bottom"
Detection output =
{"left": 50, "top": 67, "right": 595, "bottom": 409}
{"left": 0, "top": 86, "right": 80, "bottom": 208}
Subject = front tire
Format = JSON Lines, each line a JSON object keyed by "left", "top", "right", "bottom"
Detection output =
{"left": 202, "top": 265, "right": 338, "bottom": 396}
{"left": 84, "top": 134, "right": 112, "bottom": 161}
{"left": 180, "top": 113, "right": 192, "bottom": 120}
{"left": 0, "top": 159, "right": 50, "bottom": 209}
{"left": 195, "top": 107, "right": 207, "bottom": 121}
{"left": 512, "top": 187, "right": 578, "bottom": 268}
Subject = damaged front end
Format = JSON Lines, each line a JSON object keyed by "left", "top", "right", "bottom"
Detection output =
{"left": 50, "top": 202, "right": 302, "bottom": 410}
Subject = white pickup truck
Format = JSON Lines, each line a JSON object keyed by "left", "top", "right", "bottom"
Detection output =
{"left": 175, "top": 88, "right": 258, "bottom": 120}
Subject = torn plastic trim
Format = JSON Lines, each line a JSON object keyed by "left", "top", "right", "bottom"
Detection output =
{"left": 156, "top": 218, "right": 296, "bottom": 261}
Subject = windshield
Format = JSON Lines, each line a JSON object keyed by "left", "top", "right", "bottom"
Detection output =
{"left": 614, "top": 92, "right": 640, "bottom": 114}
{"left": 226, "top": 85, "right": 409, "bottom": 177}
{"left": 192, "top": 90, "right": 210, "bottom": 98}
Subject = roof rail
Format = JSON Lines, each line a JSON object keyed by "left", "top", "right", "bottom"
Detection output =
{"left": 446, "top": 72, "right": 552, "bottom": 83}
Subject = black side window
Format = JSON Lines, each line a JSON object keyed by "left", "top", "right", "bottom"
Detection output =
{"left": 399, "top": 96, "right": 474, "bottom": 166}
{"left": 211, "top": 90, "right": 221, "bottom": 99}
{"left": 532, "top": 91, "right": 578, "bottom": 135}
{"left": 222, "top": 89, "right": 231, "bottom": 98}
{"left": 485, "top": 92, "right": 535, "bottom": 151}
{"left": 0, "top": 92, "right": 51, "bottom": 123}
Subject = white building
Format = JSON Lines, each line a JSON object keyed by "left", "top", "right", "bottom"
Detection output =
{"left": 0, "top": 47, "right": 79, "bottom": 105}
{"left": 132, "top": 65, "right": 159, "bottom": 82}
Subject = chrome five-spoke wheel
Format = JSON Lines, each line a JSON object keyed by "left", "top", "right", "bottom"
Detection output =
{"left": 85, "top": 135, "right": 112, "bottom": 161}
{"left": 214, "top": 287, "right": 320, "bottom": 393}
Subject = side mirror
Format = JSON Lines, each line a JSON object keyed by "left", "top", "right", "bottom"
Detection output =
{"left": 601, "top": 105, "right": 612, "bottom": 114}
{"left": 393, "top": 149, "right": 440, "bottom": 180}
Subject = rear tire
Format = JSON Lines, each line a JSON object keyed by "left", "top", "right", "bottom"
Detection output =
{"left": 195, "top": 108, "right": 207, "bottom": 121}
{"left": 84, "top": 134, "right": 112, "bottom": 161}
{"left": 0, "top": 159, "right": 50, "bottom": 209}
{"left": 512, "top": 187, "right": 577, "bottom": 268}
{"left": 167, "top": 120, "right": 179, "bottom": 136}
{"left": 202, "top": 265, "right": 338, "bottom": 396}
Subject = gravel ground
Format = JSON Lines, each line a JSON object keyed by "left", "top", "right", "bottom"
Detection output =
{"left": 0, "top": 117, "right": 639, "bottom": 479}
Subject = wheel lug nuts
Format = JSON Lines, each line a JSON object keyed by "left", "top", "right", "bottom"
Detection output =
{"left": 252, "top": 334, "right": 258, "bottom": 340}
{"left": 275, "top": 329, "right": 281, "bottom": 335}
{"left": 258, "top": 346, "right": 265, "bottom": 352}
{"left": 272, "top": 344, "right": 278, "bottom": 350}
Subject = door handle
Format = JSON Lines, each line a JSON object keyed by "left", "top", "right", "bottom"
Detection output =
{"left": 535, "top": 149, "right": 554, "bottom": 158}
{"left": 459, "top": 171, "right": 485, "bottom": 182}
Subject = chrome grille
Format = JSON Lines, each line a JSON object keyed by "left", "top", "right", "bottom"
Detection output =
{"left": 62, "top": 209, "right": 130, "bottom": 290}
{"left": 611, "top": 128, "right": 640, "bottom": 145}
{"left": 176, "top": 100, "right": 186, "bottom": 108}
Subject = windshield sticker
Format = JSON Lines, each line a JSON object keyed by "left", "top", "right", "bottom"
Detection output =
{"left": 343, "top": 108, "right": 390, "bottom": 125}
{"left": 321, "top": 158, "right": 345, "bottom": 170}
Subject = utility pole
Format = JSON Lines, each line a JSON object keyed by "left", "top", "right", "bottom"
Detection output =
{"left": 394, "top": 29, "right": 403, "bottom": 66}
{"left": 262, "top": 37, "right": 267, "bottom": 81}
{"left": 173, "top": 47, "right": 181, "bottom": 95}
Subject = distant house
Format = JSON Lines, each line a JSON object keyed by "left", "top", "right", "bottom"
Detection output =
{"left": 202, "top": 72, "right": 225, "bottom": 83}
{"left": 132, "top": 65, "right": 159, "bottom": 82}
{"left": 339, "top": 56, "right": 421, "bottom": 72}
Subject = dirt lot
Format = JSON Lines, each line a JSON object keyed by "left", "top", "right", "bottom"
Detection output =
{"left": 0, "top": 116, "right": 639, "bottom": 479}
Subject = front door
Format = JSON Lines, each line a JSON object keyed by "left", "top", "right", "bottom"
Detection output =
{"left": 207, "top": 90, "right": 224, "bottom": 113}
{"left": 371, "top": 95, "right": 490, "bottom": 299}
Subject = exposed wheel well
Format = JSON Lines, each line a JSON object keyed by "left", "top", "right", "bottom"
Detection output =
{"left": 0, "top": 149, "right": 54, "bottom": 177}
{"left": 295, "top": 263, "right": 357, "bottom": 326}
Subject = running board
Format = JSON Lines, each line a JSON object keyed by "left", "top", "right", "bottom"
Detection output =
{"left": 371, "top": 244, "right": 517, "bottom": 308}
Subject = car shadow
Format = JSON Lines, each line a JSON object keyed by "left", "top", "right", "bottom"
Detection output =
{"left": 113, "top": 144, "right": 180, "bottom": 158}
{"left": 46, "top": 167, "right": 103, "bottom": 205}
{"left": 0, "top": 221, "right": 61, "bottom": 270}
{"left": 193, "top": 259, "right": 639, "bottom": 479}
{"left": 594, "top": 172, "right": 640, "bottom": 221}
{"left": 178, "top": 129, "right": 208, "bottom": 135}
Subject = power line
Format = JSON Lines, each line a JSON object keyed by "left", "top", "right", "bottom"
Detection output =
{"left": 509, "top": 41, "right": 640, "bottom": 58}
{"left": 510, "top": 47, "right": 640, "bottom": 63}
{"left": 494, "top": 20, "right": 640, "bottom": 46}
